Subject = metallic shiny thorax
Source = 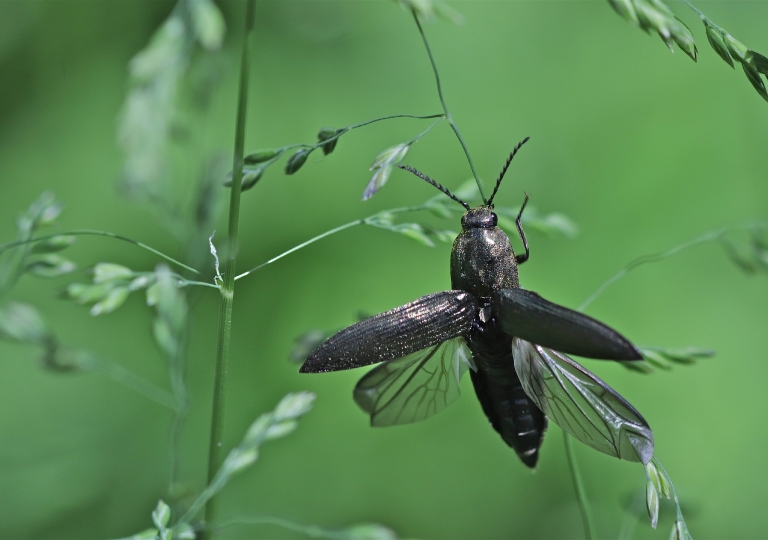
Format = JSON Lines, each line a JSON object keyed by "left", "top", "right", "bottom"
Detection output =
{"left": 450, "top": 206, "right": 519, "bottom": 298}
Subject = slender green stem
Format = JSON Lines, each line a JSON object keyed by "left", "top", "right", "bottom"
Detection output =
{"left": 652, "top": 457, "right": 688, "bottom": 527}
{"left": 233, "top": 113, "right": 443, "bottom": 175}
{"left": 183, "top": 456, "right": 234, "bottom": 524}
{"left": 682, "top": 0, "right": 714, "bottom": 27}
{"left": 234, "top": 204, "right": 430, "bottom": 281}
{"left": 563, "top": 433, "right": 596, "bottom": 540}
{"left": 0, "top": 204, "right": 53, "bottom": 297}
{"left": 411, "top": 11, "right": 486, "bottom": 203}
{"left": 578, "top": 229, "right": 727, "bottom": 312}
{"left": 82, "top": 354, "right": 178, "bottom": 410}
{"left": 0, "top": 230, "right": 203, "bottom": 276}
{"left": 579, "top": 222, "right": 768, "bottom": 312}
{"left": 346, "top": 113, "right": 443, "bottom": 132}
{"left": 570, "top": 223, "right": 768, "bottom": 538}
{"left": 235, "top": 220, "right": 363, "bottom": 280}
{"left": 177, "top": 279, "right": 218, "bottom": 289}
{"left": 278, "top": 113, "right": 445, "bottom": 152}
{"left": 385, "top": 204, "right": 434, "bottom": 215}
{"left": 205, "top": 0, "right": 255, "bottom": 528}
{"left": 212, "top": 516, "right": 361, "bottom": 539}
{"left": 406, "top": 118, "right": 443, "bottom": 146}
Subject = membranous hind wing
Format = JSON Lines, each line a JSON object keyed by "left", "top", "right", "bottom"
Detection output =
{"left": 494, "top": 288, "right": 642, "bottom": 360}
{"left": 300, "top": 291, "right": 478, "bottom": 373}
{"left": 354, "top": 338, "right": 475, "bottom": 426}
{"left": 512, "top": 338, "right": 654, "bottom": 463}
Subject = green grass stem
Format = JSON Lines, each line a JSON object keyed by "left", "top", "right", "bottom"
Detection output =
{"left": 235, "top": 204, "right": 430, "bottom": 280}
{"left": 85, "top": 353, "right": 178, "bottom": 410}
{"left": 204, "top": 0, "right": 255, "bottom": 529}
{"left": 0, "top": 230, "right": 203, "bottom": 277}
{"left": 213, "top": 516, "right": 368, "bottom": 539}
{"left": 563, "top": 433, "right": 596, "bottom": 540}
{"left": 412, "top": 11, "right": 486, "bottom": 203}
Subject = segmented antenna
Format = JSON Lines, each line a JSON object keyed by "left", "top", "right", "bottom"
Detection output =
{"left": 487, "top": 136, "right": 531, "bottom": 206}
{"left": 398, "top": 165, "right": 470, "bottom": 210}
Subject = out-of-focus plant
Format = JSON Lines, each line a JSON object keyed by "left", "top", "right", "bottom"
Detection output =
{"left": 118, "top": 393, "right": 393, "bottom": 540}
{"left": 118, "top": 0, "right": 228, "bottom": 246}
{"left": 606, "top": 0, "right": 768, "bottom": 102}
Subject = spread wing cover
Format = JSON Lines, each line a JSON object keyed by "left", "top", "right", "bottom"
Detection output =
{"left": 353, "top": 337, "right": 475, "bottom": 426}
{"left": 494, "top": 288, "right": 642, "bottom": 360}
{"left": 512, "top": 338, "right": 654, "bottom": 463}
{"left": 301, "top": 291, "right": 477, "bottom": 373}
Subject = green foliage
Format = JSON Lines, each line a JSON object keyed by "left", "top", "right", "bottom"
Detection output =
{"left": 498, "top": 206, "right": 578, "bottom": 239}
{"left": 285, "top": 148, "right": 313, "bottom": 175}
{"left": 151, "top": 266, "right": 188, "bottom": 360}
{"left": 0, "top": 302, "right": 51, "bottom": 346}
{"left": 609, "top": 0, "right": 768, "bottom": 102}
{"left": 6, "top": 0, "right": 768, "bottom": 538}
{"left": 189, "top": 0, "right": 225, "bottom": 50}
{"left": 645, "top": 459, "right": 692, "bottom": 540}
{"left": 232, "top": 165, "right": 264, "bottom": 191}
{"left": 30, "top": 235, "right": 76, "bottom": 254}
{"left": 365, "top": 144, "right": 411, "bottom": 200}
{"left": 686, "top": 2, "right": 768, "bottom": 102}
{"left": 67, "top": 263, "right": 142, "bottom": 316}
{"left": 64, "top": 262, "right": 198, "bottom": 324}
{"left": 645, "top": 460, "right": 671, "bottom": 528}
{"left": 0, "top": 192, "right": 76, "bottom": 295}
{"left": 608, "top": 0, "right": 697, "bottom": 60}
{"left": 118, "top": 0, "right": 225, "bottom": 184}
{"left": 182, "top": 392, "right": 316, "bottom": 522}
{"left": 364, "top": 211, "right": 455, "bottom": 248}
{"left": 24, "top": 254, "right": 76, "bottom": 278}
{"left": 117, "top": 0, "right": 227, "bottom": 242}
{"left": 721, "top": 230, "right": 768, "bottom": 274}
{"left": 358, "top": 184, "right": 576, "bottom": 250}
{"left": 244, "top": 149, "right": 280, "bottom": 164}
{"left": 397, "top": 0, "right": 464, "bottom": 26}
{"left": 317, "top": 127, "right": 345, "bottom": 155}
{"left": 224, "top": 114, "right": 442, "bottom": 194}
{"left": 215, "top": 517, "right": 397, "bottom": 540}
{"left": 625, "top": 346, "right": 714, "bottom": 374}
{"left": 0, "top": 196, "right": 192, "bottom": 399}
{"left": 151, "top": 500, "right": 171, "bottom": 536}
{"left": 117, "top": 392, "right": 344, "bottom": 539}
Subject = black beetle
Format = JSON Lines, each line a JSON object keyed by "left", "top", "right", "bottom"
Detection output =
{"left": 300, "top": 138, "right": 653, "bottom": 468}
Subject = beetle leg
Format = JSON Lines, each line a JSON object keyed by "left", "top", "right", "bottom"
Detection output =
{"left": 515, "top": 193, "right": 530, "bottom": 264}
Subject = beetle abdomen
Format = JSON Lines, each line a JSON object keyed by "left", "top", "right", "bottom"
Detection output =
{"left": 469, "top": 353, "right": 547, "bottom": 468}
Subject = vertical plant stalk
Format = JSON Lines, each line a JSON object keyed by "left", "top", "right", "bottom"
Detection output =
{"left": 563, "top": 433, "right": 596, "bottom": 540}
{"left": 411, "top": 11, "right": 487, "bottom": 203}
{"left": 205, "top": 0, "right": 256, "bottom": 527}
{"left": 169, "top": 330, "right": 190, "bottom": 502}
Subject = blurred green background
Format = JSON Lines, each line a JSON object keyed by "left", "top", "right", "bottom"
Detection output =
{"left": 1, "top": 0, "right": 767, "bottom": 538}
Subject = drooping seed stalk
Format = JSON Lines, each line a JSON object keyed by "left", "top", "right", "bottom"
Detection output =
{"left": 412, "top": 10, "right": 487, "bottom": 203}
{"left": 0, "top": 230, "right": 203, "bottom": 276}
{"left": 204, "top": 0, "right": 256, "bottom": 528}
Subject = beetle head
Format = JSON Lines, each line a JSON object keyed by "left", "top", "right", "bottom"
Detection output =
{"left": 461, "top": 206, "right": 497, "bottom": 230}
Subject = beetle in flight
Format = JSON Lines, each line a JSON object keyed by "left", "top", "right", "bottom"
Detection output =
{"left": 300, "top": 138, "right": 653, "bottom": 468}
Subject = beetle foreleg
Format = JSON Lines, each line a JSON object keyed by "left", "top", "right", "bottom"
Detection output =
{"left": 514, "top": 193, "right": 530, "bottom": 264}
